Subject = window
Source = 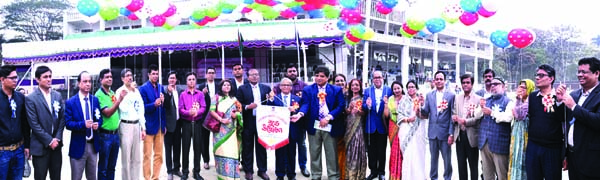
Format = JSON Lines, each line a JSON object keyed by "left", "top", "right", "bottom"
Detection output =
{"left": 81, "top": 29, "right": 93, "bottom": 33}
{"left": 132, "top": 25, "right": 142, "bottom": 29}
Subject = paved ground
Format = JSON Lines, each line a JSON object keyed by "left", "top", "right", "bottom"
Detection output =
{"left": 24, "top": 127, "right": 569, "bottom": 180}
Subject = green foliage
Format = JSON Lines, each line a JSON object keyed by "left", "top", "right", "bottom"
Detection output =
{"left": 0, "top": 0, "right": 71, "bottom": 41}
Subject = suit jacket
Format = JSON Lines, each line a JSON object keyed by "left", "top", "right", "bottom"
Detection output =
{"left": 230, "top": 78, "right": 249, "bottom": 97}
{"left": 25, "top": 88, "right": 65, "bottom": 156}
{"left": 298, "top": 84, "right": 346, "bottom": 137}
{"left": 421, "top": 89, "right": 455, "bottom": 140}
{"left": 452, "top": 92, "right": 483, "bottom": 148}
{"left": 266, "top": 94, "right": 302, "bottom": 141}
{"left": 236, "top": 83, "right": 271, "bottom": 130}
{"left": 199, "top": 80, "right": 220, "bottom": 121}
{"left": 139, "top": 81, "right": 167, "bottom": 135}
{"left": 65, "top": 93, "right": 103, "bottom": 159}
{"left": 163, "top": 86, "right": 183, "bottom": 133}
{"left": 566, "top": 86, "right": 600, "bottom": 178}
{"left": 362, "top": 86, "right": 393, "bottom": 134}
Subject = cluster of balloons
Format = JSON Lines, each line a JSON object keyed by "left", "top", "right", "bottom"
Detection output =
{"left": 375, "top": 0, "right": 398, "bottom": 15}
{"left": 490, "top": 28, "right": 535, "bottom": 49}
{"left": 344, "top": 24, "right": 375, "bottom": 45}
{"left": 77, "top": 0, "right": 184, "bottom": 29}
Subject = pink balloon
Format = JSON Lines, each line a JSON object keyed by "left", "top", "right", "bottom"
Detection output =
{"left": 346, "top": 31, "right": 361, "bottom": 42}
{"left": 205, "top": 16, "right": 217, "bottom": 22}
{"left": 508, "top": 28, "right": 535, "bottom": 48}
{"left": 340, "top": 8, "right": 362, "bottom": 24}
{"left": 280, "top": 9, "right": 297, "bottom": 19}
{"left": 126, "top": 0, "right": 144, "bottom": 12}
{"left": 127, "top": 13, "right": 139, "bottom": 20}
{"left": 162, "top": 4, "right": 177, "bottom": 17}
{"left": 477, "top": 6, "right": 496, "bottom": 18}
{"left": 376, "top": 2, "right": 393, "bottom": 15}
{"left": 301, "top": 4, "right": 318, "bottom": 11}
{"left": 195, "top": 19, "right": 209, "bottom": 26}
{"left": 266, "top": 1, "right": 277, "bottom": 6}
{"left": 241, "top": 7, "right": 253, "bottom": 14}
{"left": 459, "top": 12, "right": 479, "bottom": 26}
{"left": 402, "top": 23, "right": 418, "bottom": 35}
{"left": 255, "top": 0, "right": 271, "bottom": 5}
{"left": 149, "top": 15, "right": 166, "bottom": 27}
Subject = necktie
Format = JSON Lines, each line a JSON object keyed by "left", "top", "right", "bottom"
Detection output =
{"left": 319, "top": 87, "right": 328, "bottom": 119}
{"left": 84, "top": 97, "right": 92, "bottom": 139}
{"left": 283, "top": 95, "right": 288, "bottom": 107}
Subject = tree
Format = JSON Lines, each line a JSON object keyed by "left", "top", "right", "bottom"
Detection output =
{"left": 0, "top": 0, "right": 71, "bottom": 41}
{"left": 593, "top": 35, "right": 600, "bottom": 47}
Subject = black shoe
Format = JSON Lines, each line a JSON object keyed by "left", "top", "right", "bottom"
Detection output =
{"left": 301, "top": 168, "right": 310, "bottom": 177}
{"left": 173, "top": 171, "right": 183, "bottom": 177}
{"left": 193, "top": 173, "right": 204, "bottom": 180}
{"left": 366, "top": 173, "right": 378, "bottom": 180}
{"left": 245, "top": 173, "right": 254, "bottom": 180}
{"left": 181, "top": 174, "right": 188, "bottom": 180}
{"left": 378, "top": 174, "right": 386, "bottom": 180}
{"left": 258, "top": 172, "right": 270, "bottom": 180}
{"left": 276, "top": 177, "right": 285, "bottom": 180}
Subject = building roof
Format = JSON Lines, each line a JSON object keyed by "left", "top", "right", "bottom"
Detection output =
{"left": 2, "top": 19, "right": 343, "bottom": 64}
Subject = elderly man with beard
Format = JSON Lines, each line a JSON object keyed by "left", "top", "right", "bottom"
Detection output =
{"left": 476, "top": 69, "right": 495, "bottom": 99}
{"left": 478, "top": 77, "right": 515, "bottom": 180}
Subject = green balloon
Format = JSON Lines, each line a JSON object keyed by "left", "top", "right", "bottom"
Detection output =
{"left": 284, "top": 1, "right": 304, "bottom": 8}
{"left": 98, "top": 3, "right": 119, "bottom": 21}
{"left": 349, "top": 27, "right": 365, "bottom": 39}
{"left": 163, "top": 24, "right": 174, "bottom": 30}
{"left": 206, "top": 8, "right": 221, "bottom": 18}
{"left": 192, "top": 9, "right": 207, "bottom": 20}
{"left": 407, "top": 18, "right": 425, "bottom": 31}
{"left": 399, "top": 28, "right": 414, "bottom": 38}
{"left": 441, "top": 12, "right": 459, "bottom": 24}
{"left": 255, "top": 4, "right": 271, "bottom": 13}
{"left": 323, "top": 6, "right": 340, "bottom": 19}
{"left": 221, "top": 3, "right": 237, "bottom": 10}
{"left": 247, "top": 3, "right": 259, "bottom": 10}
{"left": 263, "top": 9, "right": 279, "bottom": 20}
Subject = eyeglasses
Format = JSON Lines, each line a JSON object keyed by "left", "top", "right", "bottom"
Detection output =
{"left": 535, "top": 73, "right": 549, "bottom": 78}
{"left": 490, "top": 82, "right": 503, "bottom": 86}
{"left": 578, "top": 70, "right": 592, "bottom": 74}
{"left": 280, "top": 84, "right": 292, "bottom": 87}
{"left": 6, "top": 76, "right": 18, "bottom": 81}
{"left": 461, "top": 81, "right": 471, "bottom": 84}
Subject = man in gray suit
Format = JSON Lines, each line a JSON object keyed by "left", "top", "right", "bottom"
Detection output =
{"left": 419, "top": 71, "right": 455, "bottom": 180}
{"left": 163, "top": 71, "right": 184, "bottom": 180}
{"left": 25, "top": 65, "right": 65, "bottom": 180}
{"left": 452, "top": 74, "right": 483, "bottom": 180}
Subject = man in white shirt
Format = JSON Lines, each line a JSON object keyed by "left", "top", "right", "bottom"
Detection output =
{"left": 116, "top": 68, "right": 146, "bottom": 180}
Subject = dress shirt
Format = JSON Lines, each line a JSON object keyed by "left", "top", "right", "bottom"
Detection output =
{"left": 252, "top": 83, "right": 261, "bottom": 116}
{"left": 79, "top": 92, "right": 92, "bottom": 120}
{"left": 179, "top": 89, "right": 206, "bottom": 122}
{"left": 236, "top": 79, "right": 244, "bottom": 89}
{"left": 207, "top": 81, "right": 216, "bottom": 99}
{"left": 42, "top": 89, "right": 52, "bottom": 114}
{"left": 568, "top": 83, "right": 598, "bottom": 146}
{"left": 116, "top": 86, "right": 146, "bottom": 130}
{"left": 172, "top": 88, "right": 179, "bottom": 120}
{"left": 374, "top": 86, "right": 383, "bottom": 111}
{"left": 436, "top": 88, "right": 444, "bottom": 112}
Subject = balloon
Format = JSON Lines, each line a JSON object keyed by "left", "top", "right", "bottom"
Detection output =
{"left": 221, "top": 8, "right": 234, "bottom": 14}
{"left": 459, "top": 12, "right": 478, "bottom": 26}
{"left": 337, "top": 19, "right": 349, "bottom": 31}
{"left": 83, "top": 14, "right": 101, "bottom": 23}
{"left": 162, "top": 3, "right": 177, "bottom": 17}
{"left": 508, "top": 28, "right": 535, "bottom": 49}
{"left": 126, "top": 0, "right": 144, "bottom": 12}
{"left": 191, "top": 9, "right": 207, "bottom": 20}
{"left": 241, "top": 7, "right": 253, "bottom": 13}
{"left": 206, "top": 8, "right": 221, "bottom": 18}
{"left": 406, "top": 17, "right": 426, "bottom": 31}
{"left": 381, "top": 0, "right": 398, "bottom": 9}
{"left": 149, "top": 15, "right": 166, "bottom": 26}
{"left": 243, "top": 0, "right": 254, "bottom": 4}
{"left": 339, "top": 0, "right": 359, "bottom": 9}
{"left": 308, "top": 10, "right": 324, "bottom": 19}
{"left": 280, "top": 9, "right": 297, "bottom": 19}
{"left": 262, "top": 9, "right": 280, "bottom": 20}
{"left": 340, "top": 8, "right": 362, "bottom": 25}
{"left": 99, "top": 2, "right": 119, "bottom": 21}
{"left": 290, "top": 6, "right": 304, "bottom": 13}
{"left": 490, "top": 30, "right": 510, "bottom": 48}
{"left": 460, "top": 0, "right": 481, "bottom": 13}
{"left": 376, "top": 2, "right": 393, "bottom": 15}
{"left": 127, "top": 13, "right": 139, "bottom": 20}
{"left": 148, "top": 0, "right": 169, "bottom": 15}
{"left": 301, "top": 4, "right": 318, "bottom": 11}
{"left": 480, "top": 0, "right": 498, "bottom": 12}
{"left": 346, "top": 31, "right": 361, "bottom": 43}
{"left": 362, "top": 28, "right": 375, "bottom": 40}
{"left": 349, "top": 24, "right": 366, "bottom": 38}
{"left": 136, "top": 6, "right": 152, "bottom": 19}
{"left": 344, "top": 35, "right": 358, "bottom": 45}
{"left": 322, "top": 5, "right": 340, "bottom": 19}
{"left": 402, "top": 23, "right": 418, "bottom": 35}
{"left": 399, "top": 28, "right": 414, "bottom": 38}
{"left": 166, "top": 15, "right": 181, "bottom": 27}
{"left": 77, "top": 0, "right": 100, "bottom": 17}
{"left": 120, "top": 7, "right": 132, "bottom": 16}
{"left": 163, "top": 23, "right": 174, "bottom": 30}
{"left": 425, "top": 18, "right": 446, "bottom": 33}
{"left": 442, "top": 2, "right": 463, "bottom": 24}
{"left": 477, "top": 6, "right": 496, "bottom": 17}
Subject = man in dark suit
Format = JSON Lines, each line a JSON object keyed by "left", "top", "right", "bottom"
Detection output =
{"left": 139, "top": 64, "right": 167, "bottom": 180}
{"left": 362, "top": 71, "right": 392, "bottom": 180}
{"left": 25, "top": 66, "right": 65, "bottom": 180}
{"left": 291, "top": 66, "right": 345, "bottom": 180}
{"left": 267, "top": 78, "right": 302, "bottom": 180}
{"left": 237, "top": 68, "right": 272, "bottom": 180}
{"left": 163, "top": 71, "right": 184, "bottom": 180}
{"left": 230, "top": 63, "right": 249, "bottom": 97}
{"left": 558, "top": 57, "right": 600, "bottom": 179}
{"left": 420, "top": 71, "right": 455, "bottom": 180}
{"left": 65, "top": 71, "right": 103, "bottom": 180}
{"left": 199, "top": 66, "right": 219, "bottom": 170}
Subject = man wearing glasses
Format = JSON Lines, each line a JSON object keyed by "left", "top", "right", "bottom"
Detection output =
{"left": 26, "top": 65, "right": 65, "bottom": 180}
{"left": 199, "top": 67, "right": 219, "bottom": 171}
{"left": 478, "top": 77, "right": 514, "bottom": 180}
{"left": 0, "top": 65, "right": 30, "bottom": 180}
{"left": 363, "top": 71, "right": 393, "bottom": 180}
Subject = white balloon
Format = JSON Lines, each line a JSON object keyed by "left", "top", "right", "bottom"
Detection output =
{"left": 83, "top": 14, "right": 101, "bottom": 24}
{"left": 481, "top": 0, "right": 498, "bottom": 12}
{"left": 273, "top": 4, "right": 287, "bottom": 11}
{"left": 166, "top": 15, "right": 182, "bottom": 26}
{"left": 278, "top": 0, "right": 293, "bottom": 3}
{"left": 148, "top": 0, "right": 170, "bottom": 15}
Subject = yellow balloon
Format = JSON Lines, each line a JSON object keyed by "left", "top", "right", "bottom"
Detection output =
{"left": 363, "top": 28, "right": 375, "bottom": 40}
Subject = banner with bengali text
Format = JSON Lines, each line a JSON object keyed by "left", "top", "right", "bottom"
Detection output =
{"left": 256, "top": 105, "right": 290, "bottom": 150}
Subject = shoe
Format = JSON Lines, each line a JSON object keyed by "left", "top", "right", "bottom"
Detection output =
{"left": 258, "top": 172, "right": 270, "bottom": 180}
{"left": 245, "top": 173, "right": 254, "bottom": 180}
{"left": 181, "top": 174, "right": 188, "bottom": 180}
{"left": 193, "top": 173, "right": 204, "bottom": 180}
{"left": 276, "top": 177, "right": 285, "bottom": 180}
{"left": 167, "top": 174, "right": 173, "bottom": 180}
{"left": 378, "top": 174, "right": 386, "bottom": 180}
{"left": 366, "top": 173, "right": 378, "bottom": 180}
{"left": 301, "top": 168, "right": 310, "bottom": 177}
{"left": 173, "top": 171, "right": 183, "bottom": 177}
{"left": 204, "top": 162, "right": 210, "bottom": 170}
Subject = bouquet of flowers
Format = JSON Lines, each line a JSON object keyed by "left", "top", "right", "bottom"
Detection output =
{"left": 466, "top": 103, "right": 476, "bottom": 118}
{"left": 542, "top": 94, "right": 555, "bottom": 113}
{"left": 291, "top": 101, "right": 300, "bottom": 111}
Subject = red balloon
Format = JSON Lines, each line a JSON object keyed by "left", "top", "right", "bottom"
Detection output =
{"left": 477, "top": 6, "right": 496, "bottom": 18}
{"left": 508, "top": 28, "right": 535, "bottom": 48}
{"left": 402, "top": 23, "right": 418, "bottom": 35}
{"left": 301, "top": 4, "right": 318, "bottom": 11}
{"left": 459, "top": 12, "right": 479, "bottom": 26}
{"left": 280, "top": 9, "right": 297, "bottom": 19}
{"left": 196, "top": 19, "right": 210, "bottom": 26}
{"left": 346, "top": 31, "right": 361, "bottom": 42}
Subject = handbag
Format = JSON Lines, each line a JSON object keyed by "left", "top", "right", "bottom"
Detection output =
{"left": 203, "top": 95, "right": 222, "bottom": 132}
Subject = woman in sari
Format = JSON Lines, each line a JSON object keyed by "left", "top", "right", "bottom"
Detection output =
{"left": 397, "top": 80, "right": 427, "bottom": 180}
{"left": 334, "top": 74, "right": 349, "bottom": 180}
{"left": 508, "top": 79, "right": 534, "bottom": 180}
{"left": 210, "top": 80, "right": 244, "bottom": 180}
{"left": 384, "top": 80, "right": 404, "bottom": 180}
{"left": 344, "top": 79, "right": 367, "bottom": 180}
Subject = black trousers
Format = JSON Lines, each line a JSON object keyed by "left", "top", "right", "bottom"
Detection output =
{"left": 181, "top": 120, "right": 203, "bottom": 173}
{"left": 32, "top": 148, "right": 62, "bottom": 180}
{"left": 367, "top": 132, "right": 387, "bottom": 175}
{"left": 200, "top": 123, "right": 211, "bottom": 163}
{"left": 456, "top": 130, "right": 479, "bottom": 180}
{"left": 275, "top": 136, "right": 298, "bottom": 178}
{"left": 164, "top": 120, "right": 182, "bottom": 174}
{"left": 242, "top": 121, "right": 267, "bottom": 174}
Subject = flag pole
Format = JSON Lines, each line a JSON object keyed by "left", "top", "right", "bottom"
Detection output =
{"left": 222, "top": 45, "right": 225, "bottom": 80}
{"left": 293, "top": 18, "right": 301, "bottom": 81}
{"left": 238, "top": 24, "right": 243, "bottom": 66}
{"left": 302, "top": 41, "right": 308, "bottom": 82}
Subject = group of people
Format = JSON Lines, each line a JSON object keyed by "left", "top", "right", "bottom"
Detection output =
{"left": 0, "top": 57, "right": 599, "bottom": 180}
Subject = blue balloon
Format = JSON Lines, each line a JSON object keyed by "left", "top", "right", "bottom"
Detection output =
{"left": 425, "top": 18, "right": 446, "bottom": 34}
{"left": 189, "top": 16, "right": 203, "bottom": 23}
{"left": 119, "top": 7, "right": 131, "bottom": 16}
{"left": 490, "top": 30, "right": 511, "bottom": 48}
{"left": 381, "top": 0, "right": 398, "bottom": 9}
{"left": 339, "top": 0, "right": 359, "bottom": 9}
{"left": 460, "top": 0, "right": 481, "bottom": 13}
{"left": 290, "top": 6, "right": 304, "bottom": 13}
{"left": 222, "top": 8, "right": 234, "bottom": 14}
{"left": 244, "top": 0, "right": 254, "bottom": 4}
{"left": 77, "top": 0, "right": 100, "bottom": 17}
{"left": 337, "top": 19, "right": 349, "bottom": 31}
{"left": 308, "top": 10, "right": 323, "bottom": 19}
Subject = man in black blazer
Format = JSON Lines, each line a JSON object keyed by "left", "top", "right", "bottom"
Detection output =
{"left": 199, "top": 67, "right": 219, "bottom": 170}
{"left": 557, "top": 57, "right": 600, "bottom": 179}
{"left": 163, "top": 71, "right": 184, "bottom": 180}
{"left": 230, "top": 63, "right": 249, "bottom": 97}
{"left": 236, "top": 68, "right": 272, "bottom": 180}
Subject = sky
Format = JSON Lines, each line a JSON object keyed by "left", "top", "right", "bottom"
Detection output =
{"left": 0, "top": 0, "right": 598, "bottom": 41}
